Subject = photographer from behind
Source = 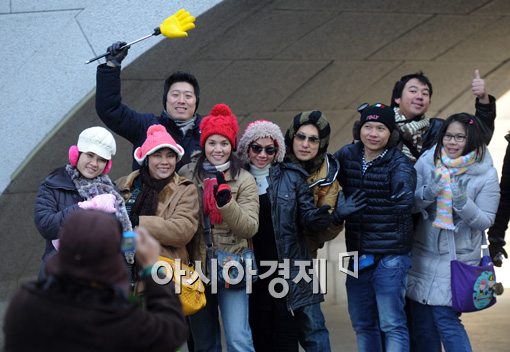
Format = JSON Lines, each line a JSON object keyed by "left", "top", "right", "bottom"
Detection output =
{"left": 3, "top": 209, "right": 188, "bottom": 352}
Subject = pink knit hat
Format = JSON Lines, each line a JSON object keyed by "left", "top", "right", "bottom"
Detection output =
{"left": 134, "top": 124, "right": 184, "bottom": 165}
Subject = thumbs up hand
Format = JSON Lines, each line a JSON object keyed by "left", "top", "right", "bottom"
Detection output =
{"left": 472, "top": 69, "right": 489, "bottom": 104}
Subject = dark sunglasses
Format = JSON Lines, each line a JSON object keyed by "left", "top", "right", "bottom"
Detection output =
{"left": 294, "top": 132, "right": 320, "bottom": 145}
{"left": 249, "top": 144, "right": 277, "bottom": 155}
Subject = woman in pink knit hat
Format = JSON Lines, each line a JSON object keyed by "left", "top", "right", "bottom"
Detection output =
{"left": 116, "top": 124, "right": 199, "bottom": 290}
{"left": 179, "top": 103, "right": 259, "bottom": 352}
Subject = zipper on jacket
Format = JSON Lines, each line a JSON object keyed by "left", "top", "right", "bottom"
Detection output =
{"left": 269, "top": 167, "right": 294, "bottom": 314}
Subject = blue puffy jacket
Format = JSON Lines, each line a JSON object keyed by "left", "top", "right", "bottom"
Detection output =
{"left": 334, "top": 142, "right": 416, "bottom": 254}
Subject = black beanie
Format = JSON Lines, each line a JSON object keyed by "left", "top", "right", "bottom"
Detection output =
{"left": 162, "top": 71, "right": 200, "bottom": 113}
{"left": 359, "top": 103, "right": 395, "bottom": 131}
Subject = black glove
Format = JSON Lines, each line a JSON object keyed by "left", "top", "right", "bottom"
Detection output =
{"left": 106, "top": 41, "right": 129, "bottom": 67}
{"left": 213, "top": 171, "right": 232, "bottom": 207}
{"left": 489, "top": 243, "right": 508, "bottom": 267}
{"left": 390, "top": 181, "right": 413, "bottom": 203}
{"left": 129, "top": 214, "right": 139, "bottom": 227}
{"left": 308, "top": 205, "right": 332, "bottom": 231}
{"left": 332, "top": 190, "right": 367, "bottom": 225}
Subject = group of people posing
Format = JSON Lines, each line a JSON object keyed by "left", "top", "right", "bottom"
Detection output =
{"left": 3, "top": 42, "right": 508, "bottom": 352}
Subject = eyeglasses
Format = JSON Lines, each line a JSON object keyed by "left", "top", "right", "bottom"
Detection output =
{"left": 249, "top": 144, "right": 277, "bottom": 155}
{"left": 443, "top": 133, "right": 467, "bottom": 142}
{"left": 294, "top": 132, "right": 320, "bottom": 145}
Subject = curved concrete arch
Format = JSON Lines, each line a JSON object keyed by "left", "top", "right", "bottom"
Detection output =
{"left": 2, "top": 0, "right": 510, "bottom": 303}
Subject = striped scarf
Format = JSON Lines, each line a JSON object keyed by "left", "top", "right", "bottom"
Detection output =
{"left": 432, "top": 149, "right": 477, "bottom": 229}
{"left": 394, "top": 107, "right": 430, "bottom": 162}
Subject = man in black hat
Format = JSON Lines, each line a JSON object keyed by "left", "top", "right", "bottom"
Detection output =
{"left": 334, "top": 103, "right": 416, "bottom": 351}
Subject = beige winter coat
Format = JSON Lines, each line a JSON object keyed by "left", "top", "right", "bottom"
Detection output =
{"left": 179, "top": 164, "right": 259, "bottom": 272}
{"left": 116, "top": 171, "right": 199, "bottom": 262}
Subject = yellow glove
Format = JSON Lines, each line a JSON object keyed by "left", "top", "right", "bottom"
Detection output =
{"left": 160, "top": 9, "right": 196, "bottom": 38}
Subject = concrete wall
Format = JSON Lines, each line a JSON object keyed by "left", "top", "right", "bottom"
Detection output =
{"left": 0, "top": 0, "right": 222, "bottom": 194}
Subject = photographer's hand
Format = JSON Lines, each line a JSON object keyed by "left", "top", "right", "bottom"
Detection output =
{"left": 135, "top": 227, "right": 160, "bottom": 267}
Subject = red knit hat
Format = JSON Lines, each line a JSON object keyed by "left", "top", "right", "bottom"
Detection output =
{"left": 134, "top": 124, "right": 185, "bottom": 165}
{"left": 199, "top": 104, "right": 239, "bottom": 150}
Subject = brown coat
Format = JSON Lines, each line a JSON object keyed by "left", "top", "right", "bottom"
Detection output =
{"left": 179, "top": 164, "right": 259, "bottom": 272}
{"left": 116, "top": 171, "right": 199, "bottom": 262}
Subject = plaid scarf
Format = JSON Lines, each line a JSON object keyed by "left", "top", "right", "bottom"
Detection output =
{"left": 432, "top": 149, "right": 477, "bottom": 229}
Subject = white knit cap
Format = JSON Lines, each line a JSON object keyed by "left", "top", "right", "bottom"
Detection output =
{"left": 77, "top": 127, "right": 117, "bottom": 160}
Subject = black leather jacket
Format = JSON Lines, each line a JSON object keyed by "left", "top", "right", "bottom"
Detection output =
{"left": 267, "top": 162, "right": 327, "bottom": 312}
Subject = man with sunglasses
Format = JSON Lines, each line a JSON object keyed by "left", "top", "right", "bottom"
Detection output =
{"left": 282, "top": 110, "right": 363, "bottom": 351}
{"left": 284, "top": 110, "right": 347, "bottom": 259}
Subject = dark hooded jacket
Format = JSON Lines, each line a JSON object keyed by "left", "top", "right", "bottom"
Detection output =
{"left": 4, "top": 210, "right": 187, "bottom": 352}
{"left": 95, "top": 64, "right": 202, "bottom": 170}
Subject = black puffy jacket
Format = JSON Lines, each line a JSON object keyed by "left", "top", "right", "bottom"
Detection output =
{"left": 95, "top": 64, "right": 202, "bottom": 171}
{"left": 34, "top": 167, "right": 82, "bottom": 271}
{"left": 267, "top": 162, "right": 327, "bottom": 312}
{"left": 334, "top": 143, "right": 416, "bottom": 254}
